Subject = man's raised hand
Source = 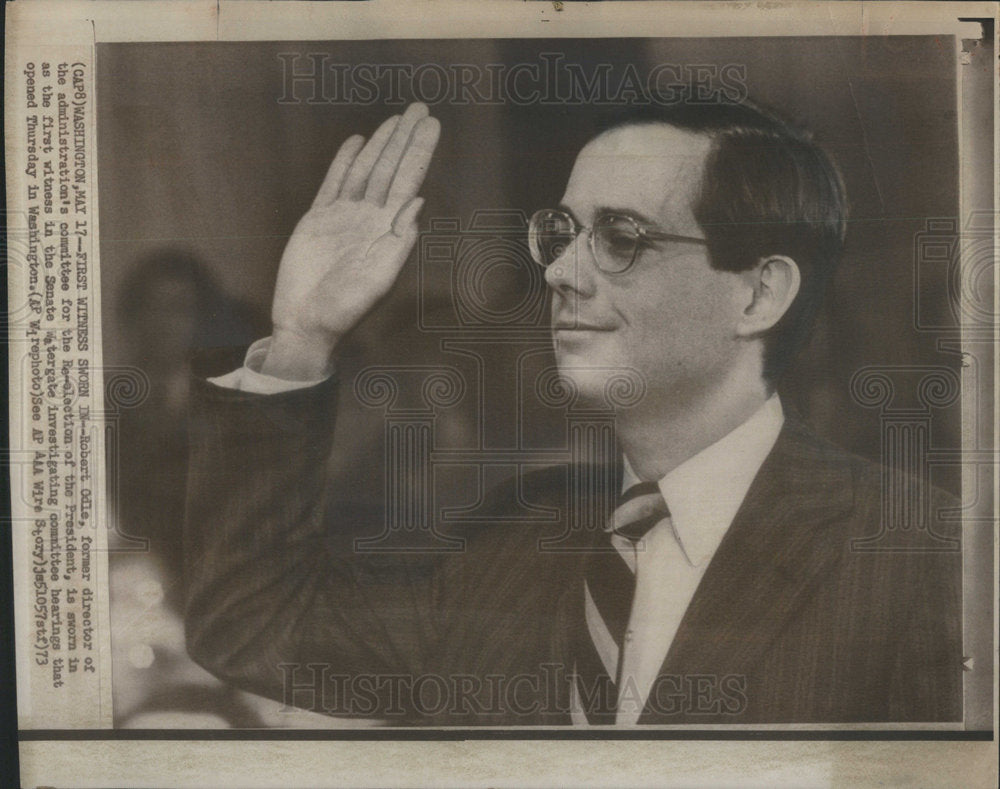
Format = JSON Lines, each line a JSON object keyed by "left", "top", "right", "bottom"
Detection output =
{"left": 263, "top": 103, "right": 441, "bottom": 380}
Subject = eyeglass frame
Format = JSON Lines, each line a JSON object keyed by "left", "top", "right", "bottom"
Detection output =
{"left": 527, "top": 207, "right": 709, "bottom": 275}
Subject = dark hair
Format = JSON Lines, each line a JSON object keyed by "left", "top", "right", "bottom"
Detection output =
{"left": 591, "top": 101, "right": 848, "bottom": 383}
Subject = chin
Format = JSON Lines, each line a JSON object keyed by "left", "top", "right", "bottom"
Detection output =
{"left": 551, "top": 347, "right": 646, "bottom": 412}
{"left": 559, "top": 365, "right": 614, "bottom": 406}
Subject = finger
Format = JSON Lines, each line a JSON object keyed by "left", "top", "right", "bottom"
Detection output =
{"left": 391, "top": 197, "right": 425, "bottom": 236}
{"left": 311, "top": 134, "right": 365, "bottom": 208}
{"left": 368, "top": 200, "right": 425, "bottom": 273}
{"left": 364, "top": 103, "right": 430, "bottom": 206}
{"left": 386, "top": 116, "right": 441, "bottom": 207}
{"left": 339, "top": 114, "right": 402, "bottom": 200}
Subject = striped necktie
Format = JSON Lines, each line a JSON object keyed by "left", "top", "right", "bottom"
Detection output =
{"left": 575, "top": 481, "right": 670, "bottom": 724}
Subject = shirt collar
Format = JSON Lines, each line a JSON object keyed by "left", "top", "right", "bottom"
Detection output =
{"left": 621, "top": 394, "right": 784, "bottom": 567}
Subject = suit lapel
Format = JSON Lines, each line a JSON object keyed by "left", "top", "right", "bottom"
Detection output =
{"left": 642, "top": 421, "right": 857, "bottom": 721}
{"left": 544, "top": 460, "right": 622, "bottom": 723}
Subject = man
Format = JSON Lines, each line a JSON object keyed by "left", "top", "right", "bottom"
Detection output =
{"left": 184, "top": 101, "right": 962, "bottom": 725}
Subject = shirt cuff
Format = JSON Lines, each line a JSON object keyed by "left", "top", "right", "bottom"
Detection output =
{"left": 207, "top": 337, "right": 333, "bottom": 394}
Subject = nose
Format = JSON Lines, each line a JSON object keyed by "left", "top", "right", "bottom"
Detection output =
{"left": 543, "top": 231, "right": 596, "bottom": 298}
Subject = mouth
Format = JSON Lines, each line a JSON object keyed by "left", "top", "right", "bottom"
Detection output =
{"left": 551, "top": 320, "right": 615, "bottom": 332}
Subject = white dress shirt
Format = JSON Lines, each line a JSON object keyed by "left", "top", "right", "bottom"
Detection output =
{"left": 208, "top": 337, "right": 331, "bottom": 394}
{"left": 214, "top": 339, "right": 784, "bottom": 725}
{"left": 607, "top": 395, "right": 784, "bottom": 724}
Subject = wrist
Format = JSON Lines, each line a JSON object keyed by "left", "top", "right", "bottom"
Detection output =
{"left": 261, "top": 326, "right": 338, "bottom": 381}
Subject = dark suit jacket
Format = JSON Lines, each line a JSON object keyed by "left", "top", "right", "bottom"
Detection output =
{"left": 183, "top": 363, "right": 963, "bottom": 726}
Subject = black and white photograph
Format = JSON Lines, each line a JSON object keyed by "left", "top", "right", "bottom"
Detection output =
{"left": 96, "top": 35, "right": 990, "bottom": 728}
{"left": 5, "top": 1, "right": 997, "bottom": 786}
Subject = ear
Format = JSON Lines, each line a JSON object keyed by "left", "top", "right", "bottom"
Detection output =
{"left": 735, "top": 255, "right": 801, "bottom": 338}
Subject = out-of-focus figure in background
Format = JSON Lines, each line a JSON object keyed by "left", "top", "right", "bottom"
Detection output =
{"left": 108, "top": 249, "right": 286, "bottom": 727}
{"left": 107, "top": 248, "right": 480, "bottom": 727}
{"left": 115, "top": 249, "right": 261, "bottom": 586}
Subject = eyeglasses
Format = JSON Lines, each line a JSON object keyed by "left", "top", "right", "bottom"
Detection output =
{"left": 527, "top": 208, "right": 708, "bottom": 275}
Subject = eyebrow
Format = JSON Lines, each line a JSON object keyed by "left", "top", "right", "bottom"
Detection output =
{"left": 557, "top": 203, "right": 676, "bottom": 233}
{"left": 555, "top": 203, "right": 585, "bottom": 227}
{"left": 593, "top": 205, "right": 662, "bottom": 228}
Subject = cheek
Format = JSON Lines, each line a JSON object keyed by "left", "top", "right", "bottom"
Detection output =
{"left": 620, "top": 272, "right": 739, "bottom": 357}
{"left": 629, "top": 280, "right": 714, "bottom": 333}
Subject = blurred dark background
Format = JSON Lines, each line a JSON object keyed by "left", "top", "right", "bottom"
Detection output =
{"left": 97, "top": 37, "right": 961, "bottom": 726}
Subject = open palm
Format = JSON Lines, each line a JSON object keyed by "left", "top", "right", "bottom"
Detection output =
{"left": 266, "top": 103, "right": 441, "bottom": 378}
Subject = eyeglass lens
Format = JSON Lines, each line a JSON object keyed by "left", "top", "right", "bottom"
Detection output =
{"left": 592, "top": 214, "right": 641, "bottom": 273}
{"left": 529, "top": 209, "right": 642, "bottom": 273}
{"left": 528, "top": 210, "right": 575, "bottom": 268}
